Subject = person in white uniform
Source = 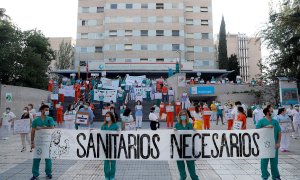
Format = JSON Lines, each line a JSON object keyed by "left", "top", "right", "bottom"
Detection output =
{"left": 275, "top": 108, "right": 292, "bottom": 152}
{"left": 0, "top": 107, "right": 16, "bottom": 140}
{"left": 292, "top": 105, "right": 300, "bottom": 139}
{"left": 253, "top": 105, "right": 264, "bottom": 124}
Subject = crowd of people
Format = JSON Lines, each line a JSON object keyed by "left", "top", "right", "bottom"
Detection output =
{"left": 0, "top": 75, "right": 299, "bottom": 180}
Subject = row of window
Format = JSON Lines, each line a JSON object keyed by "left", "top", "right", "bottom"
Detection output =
{"left": 80, "top": 17, "right": 210, "bottom": 26}
{"left": 80, "top": 4, "right": 208, "bottom": 12}
{"left": 79, "top": 59, "right": 213, "bottom": 65}
{"left": 79, "top": 31, "right": 210, "bottom": 39}
{"left": 79, "top": 45, "right": 213, "bottom": 53}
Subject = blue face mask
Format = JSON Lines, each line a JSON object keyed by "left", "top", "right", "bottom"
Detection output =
{"left": 180, "top": 115, "right": 186, "bottom": 121}
{"left": 106, "top": 117, "right": 111, "bottom": 122}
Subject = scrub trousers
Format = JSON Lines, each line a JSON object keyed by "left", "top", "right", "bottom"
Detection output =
{"left": 176, "top": 160, "right": 199, "bottom": 180}
{"left": 104, "top": 160, "right": 116, "bottom": 179}
{"left": 32, "top": 158, "right": 52, "bottom": 177}
{"left": 203, "top": 116, "right": 210, "bottom": 130}
{"left": 227, "top": 119, "right": 233, "bottom": 130}
{"left": 280, "top": 133, "right": 290, "bottom": 150}
{"left": 216, "top": 114, "right": 224, "bottom": 124}
{"left": 20, "top": 133, "right": 30, "bottom": 148}
{"left": 260, "top": 150, "right": 280, "bottom": 179}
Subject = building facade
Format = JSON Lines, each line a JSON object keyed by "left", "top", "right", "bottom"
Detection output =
{"left": 217, "top": 33, "right": 262, "bottom": 82}
{"left": 75, "top": 0, "right": 216, "bottom": 75}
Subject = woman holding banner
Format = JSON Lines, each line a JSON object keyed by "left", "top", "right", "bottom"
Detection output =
{"left": 135, "top": 100, "right": 143, "bottom": 129}
{"left": 20, "top": 107, "right": 33, "bottom": 152}
{"left": 236, "top": 107, "right": 247, "bottom": 130}
{"left": 101, "top": 112, "right": 119, "bottom": 180}
{"left": 149, "top": 106, "right": 160, "bottom": 130}
{"left": 64, "top": 104, "right": 76, "bottom": 129}
{"left": 256, "top": 107, "right": 281, "bottom": 180}
{"left": 174, "top": 110, "right": 199, "bottom": 180}
{"left": 121, "top": 108, "right": 135, "bottom": 130}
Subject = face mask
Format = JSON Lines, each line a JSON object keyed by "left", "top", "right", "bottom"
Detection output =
{"left": 180, "top": 115, "right": 186, "bottom": 121}
{"left": 45, "top": 111, "right": 49, "bottom": 116}
{"left": 23, "top": 110, "right": 27, "bottom": 113}
{"left": 6, "top": 110, "right": 10, "bottom": 113}
{"left": 80, "top": 102, "right": 83, "bottom": 105}
{"left": 106, "top": 117, "right": 111, "bottom": 122}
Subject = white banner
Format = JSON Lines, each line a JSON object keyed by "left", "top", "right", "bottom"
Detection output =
{"left": 94, "top": 89, "right": 117, "bottom": 103}
{"left": 134, "top": 88, "right": 147, "bottom": 98}
{"left": 101, "top": 78, "right": 120, "bottom": 90}
{"left": 125, "top": 75, "right": 146, "bottom": 85}
{"left": 59, "top": 86, "right": 75, "bottom": 97}
{"left": 33, "top": 129, "right": 275, "bottom": 160}
{"left": 14, "top": 119, "right": 31, "bottom": 134}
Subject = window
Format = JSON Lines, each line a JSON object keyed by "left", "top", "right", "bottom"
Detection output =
{"left": 82, "top": 20, "right": 87, "bottom": 26}
{"left": 172, "top": 17, "right": 179, "bottom": 23}
{"left": 141, "top": 45, "right": 148, "bottom": 50}
{"left": 172, "top": 44, "right": 180, "bottom": 51}
{"left": 95, "top": 46, "right": 103, "bottom": 53}
{"left": 187, "top": 59, "right": 194, "bottom": 62}
{"left": 202, "top": 47, "right": 209, "bottom": 52}
{"left": 80, "top": 47, "right": 87, "bottom": 53}
{"left": 82, "top": 7, "right": 89, "bottom": 13}
{"left": 186, "top": 19, "right": 193, "bottom": 25}
{"left": 109, "top": 30, "right": 117, "bottom": 37}
{"left": 140, "top": 58, "right": 148, "bottom": 62}
{"left": 203, "top": 60, "right": 209, "bottom": 66}
{"left": 141, "top": 30, "right": 148, "bottom": 36}
{"left": 125, "top": 30, "right": 132, "bottom": 36}
{"left": 202, "top": 33, "right": 209, "bottom": 39}
{"left": 156, "top": 30, "right": 164, "bottom": 36}
{"left": 156, "top": 17, "right": 164, "bottom": 23}
{"left": 97, "top": 7, "right": 104, "bottom": 13}
{"left": 126, "top": 4, "right": 133, "bottom": 9}
{"left": 141, "top": 17, "right": 148, "bottom": 23}
{"left": 109, "top": 58, "right": 116, "bottom": 62}
{"left": 125, "top": 44, "right": 132, "bottom": 51}
{"left": 96, "top": 33, "right": 103, "bottom": 39}
{"left": 125, "top": 59, "right": 132, "bottom": 62}
{"left": 157, "top": 44, "right": 163, "bottom": 50}
{"left": 201, "top": 20, "right": 209, "bottom": 26}
{"left": 141, "top": 3, "right": 148, "bottom": 9}
{"left": 109, "top": 45, "right": 116, "bottom": 50}
{"left": 185, "top": 6, "right": 193, "bottom": 12}
{"left": 186, "top": 33, "right": 194, "bottom": 39}
{"left": 79, "top": 61, "right": 86, "bottom": 66}
{"left": 156, "top": 58, "right": 164, "bottom": 62}
{"left": 125, "top": 17, "right": 133, "bottom": 22}
{"left": 187, "top": 46, "right": 194, "bottom": 52}
{"left": 172, "top": 30, "right": 179, "bottom": 36}
{"left": 156, "top": 3, "right": 164, "bottom": 9}
{"left": 111, "top": 4, "right": 117, "bottom": 9}
{"left": 172, "top": 3, "right": 179, "bottom": 9}
{"left": 200, "top": 7, "right": 208, "bottom": 12}
{"left": 81, "top": 33, "right": 88, "bottom": 39}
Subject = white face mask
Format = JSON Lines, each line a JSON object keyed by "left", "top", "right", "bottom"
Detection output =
{"left": 45, "top": 111, "right": 49, "bottom": 116}
{"left": 23, "top": 110, "right": 27, "bottom": 113}
{"left": 6, "top": 110, "right": 10, "bottom": 113}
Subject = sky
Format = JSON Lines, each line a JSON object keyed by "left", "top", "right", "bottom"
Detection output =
{"left": 1, "top": 0, "right": 273, "bottom": 57}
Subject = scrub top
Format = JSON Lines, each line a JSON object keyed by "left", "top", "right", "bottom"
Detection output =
{"left": 174, "top": 122, "right": 193, "bottom": 130}
{"left": 256, "top": 118, "right": 281, "bottom": 143}
{"left": 101, "top": 123, "right": 119, "bottom": 131}
{"left": 32, "top": 116, "right": 55, "bottom": 128}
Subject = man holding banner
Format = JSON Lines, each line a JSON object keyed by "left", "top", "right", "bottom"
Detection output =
{"left": 256, "top": 107, "right": 281, "bottom": 180}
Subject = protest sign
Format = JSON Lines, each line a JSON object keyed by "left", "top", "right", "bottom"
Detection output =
{"left": 155, "top": 93, "right": 162, "bottom": 99}
{"left": 166, "top": 106, "right": 174, "bottom": 112}
{"left": 14, "top": 119, "right": 31, "bottom": 134}
{"left": 125, "top": 75, "right": 146, "bottom": 85}
{"left": 101, "top": 78, "right": 120, "bottom": 90}
{"left": 51, "top": 94, "right": 58, "bottom": 100}
{"left": 76, "top": 112, "right": 89, "bottom": 125}
{"left": 178, "top": 75, "right": 186, "bottom": 87}
{"left": 64, "top": 115, "right": 76, "bottom": 121}
{"left": 33, "top": 129, "right": 275, "bottom": 160}
{"left": 94, "top": 89, "right": 117, "bottom": 103}
{"left": 59, "top": 86, "right": 75, "bottom": 97}
{"left": 124, "top": 122, "right": 136, "bottom": 131}
{"left": 233, "top": 121, "right": 243, "bottom": 130}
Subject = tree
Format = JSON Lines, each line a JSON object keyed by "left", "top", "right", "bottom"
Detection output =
{"left": 55, "top": 40, "right": 74, "bottom": 70}
{"left": 227, "top": 54, "right": 240, "bottom": 81}
{"left": 259, "top": 1, "right": 300, "bottom": 85}
{"left": 218, "top": 16, "right": 228, "bottom": 70}
{"left": 0, "top": 8, "right": 10, "bottom": 20}
{"left": 0, "top": 18, "right": 55, "bottom": 89}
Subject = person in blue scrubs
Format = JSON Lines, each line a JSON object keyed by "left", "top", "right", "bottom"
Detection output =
{"left": 101, "top": 111, "right": 119, "bottom": 180}
{"left": 256, "top": 106, "right": 281, "bottom": 180}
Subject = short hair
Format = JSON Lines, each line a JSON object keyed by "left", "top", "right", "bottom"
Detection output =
{"left": 105, "top": 111, "right": 116, "bottom": 123}
{"left": 150, "top": 107, "right": 155, "bottom": 113}
{"left": 39, "top": 105, "right": 49, "bottom": 111}
{"left": 235, "top": 101, "right": 242, "bottom": 106}
{"left": 237, "top": 106, "right": 244, "bottom": 113}
{"left": 28, "top": 104, "right": 33, "bottom": 107}
{"left": 6, "top": 107, "right": 10, "bottom": 110}
{"left": 123, "top": 108, "right": 131, "bottom": 117}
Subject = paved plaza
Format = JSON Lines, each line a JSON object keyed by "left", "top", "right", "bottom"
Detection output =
{"left": 1, "top": 120, "right": 300, "bottom": 180}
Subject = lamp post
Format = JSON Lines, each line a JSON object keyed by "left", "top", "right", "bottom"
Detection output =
{"left": 176, "top": 50, "right": 182, "bottom": 73}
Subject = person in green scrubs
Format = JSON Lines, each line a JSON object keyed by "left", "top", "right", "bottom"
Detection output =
{"left": 101, "top": 111, "right": 119, "bottom": 180}
{"left": 256, "top": 107, "right": 281, "bottom": 180}
{"left": 174, "top": 110, "right": 199, "bottom": 180}
{"left": 30, "top": 105, "right": 55, "bottom": 180}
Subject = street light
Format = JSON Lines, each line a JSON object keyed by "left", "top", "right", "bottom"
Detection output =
{"left": 176, "top": 50, "right": 182, "bottom": 73}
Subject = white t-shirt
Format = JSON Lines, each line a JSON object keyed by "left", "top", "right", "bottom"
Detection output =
{"left": 253, "top": 108, "right": 264, "bottom": 122}
{"left": 293, "top": 111, "right": 300, "bottom": 124}
{"left": 149, "top": 113, "right": 159, "bottom": 122}
{"left": 2, "top": 112, "right": 16, "bottom": 125}
{"left": 193, "top": 112, "right": 202, "bottom": 121}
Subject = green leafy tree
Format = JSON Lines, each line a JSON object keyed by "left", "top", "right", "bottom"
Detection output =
{"left": 218, "top": 16, "right": 228, "bottom": 69}
{"left": 0, "top": 18, "right": 55, "bottom": 89}
{"left": 227, "top": 54, "right": 240, "bottom": 81}
{"left": 0, "top": 8, "right": 10, "bottom": 20}
{"left": 259, "top": 1, "right": 300, "bottom": 85}
{"left": 55, "top": 40, "right": 74, "bottom": 70}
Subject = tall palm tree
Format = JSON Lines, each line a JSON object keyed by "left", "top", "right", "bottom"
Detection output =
{"left": 0, "top": 8, "right": 11, "bottom": 20}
